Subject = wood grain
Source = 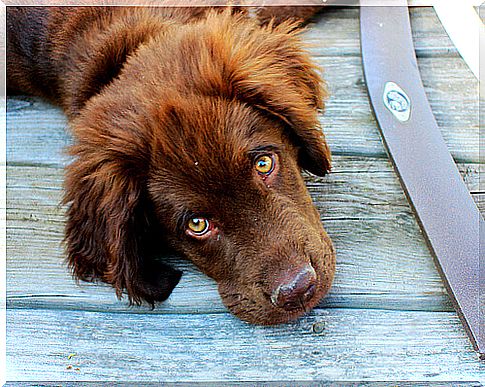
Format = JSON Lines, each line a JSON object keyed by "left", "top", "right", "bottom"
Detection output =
{"left": 6, "top": 308, "right": 482, "bottom": 382}
{"left": 306, "top": 7, "right": 459, "bottom": 57}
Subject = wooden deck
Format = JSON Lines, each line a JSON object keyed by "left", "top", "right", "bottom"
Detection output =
{"left": 6, "top": 6, "right": 485, "bottom": 383}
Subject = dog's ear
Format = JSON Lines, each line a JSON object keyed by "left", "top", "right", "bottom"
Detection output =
{"left": 63, "top": 109, "right": 182, "bottom": 306}
{"left": 216, "top": 16, "right": 331, "bottom": 176}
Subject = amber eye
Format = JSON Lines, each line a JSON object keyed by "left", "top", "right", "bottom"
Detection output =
{"left": 255, "top": 155, "right": 274, "bottom": 175}
{"left": 187, "top": 217, "right": 210, "bottom": 235}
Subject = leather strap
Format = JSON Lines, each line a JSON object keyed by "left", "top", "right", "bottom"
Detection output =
{"left": 360, "top": 1, "right": 484, "bottom": 357}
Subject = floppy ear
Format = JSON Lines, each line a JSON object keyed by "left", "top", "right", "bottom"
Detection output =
{"left": 224, "top": 18, "right": 332, "bottom": 176}
{"left": 63, "top": 113, "right": 182, "bottom": 306}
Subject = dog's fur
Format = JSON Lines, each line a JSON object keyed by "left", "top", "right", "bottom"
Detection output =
{"left": 7, "top": 6, "right": 336, "bottom": 325}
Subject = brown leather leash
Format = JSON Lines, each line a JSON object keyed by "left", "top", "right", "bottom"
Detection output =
{"left": 360, "top": 1, "right": 484, "bottom": 357}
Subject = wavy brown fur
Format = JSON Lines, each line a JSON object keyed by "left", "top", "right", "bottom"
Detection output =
{"left": 7, "top": 5, "right": 335, "bottom": 324}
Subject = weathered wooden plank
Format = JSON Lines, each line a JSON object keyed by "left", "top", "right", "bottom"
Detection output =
{"left": 6, "top": 308, "right": 484, "bottom": 382}
{"left": 10, "top": 158, "right": 482, "bottom": 313}
{"left": 6, "top": 99, "right": 70, "bottom": 166}
{"left": 6, "top": 53, "right": 479, "bottom": 164}
{"left": 305, "top": 7, "right": 460, "bottom": 58}
{"left": 5, "top": 384, "right": 484, "bottom": 387}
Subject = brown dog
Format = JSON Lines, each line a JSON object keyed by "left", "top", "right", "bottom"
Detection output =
{"left": 7, "top": 6, "right": 336, "bottom": 325}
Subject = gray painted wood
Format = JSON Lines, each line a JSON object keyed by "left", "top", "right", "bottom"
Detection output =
{"left": 6, "top": 308, "right": 484, "bottom": 382}
{"left": 6, "top": 6, "right": 484, "bottom": 383}
{"left": 306, "top": 7, "right": 461, "bottom": 57}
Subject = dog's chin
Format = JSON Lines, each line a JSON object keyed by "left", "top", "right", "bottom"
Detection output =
{"left": 218, "top": 255, "right": 335, "bottom": 325}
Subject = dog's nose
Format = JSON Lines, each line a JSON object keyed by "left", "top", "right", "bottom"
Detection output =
{"left": 270, "top": 265, "right": 317, "bottom": 311}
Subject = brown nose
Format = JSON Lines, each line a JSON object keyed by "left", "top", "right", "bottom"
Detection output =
{"left": 270, "top": 265, "right": 317, "bottom": 311}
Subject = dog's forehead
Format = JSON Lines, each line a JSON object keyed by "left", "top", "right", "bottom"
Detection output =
{"left": 153, "top": 96, "right": 285, "bottom": 169}
{"left": 148, "top": 97, "right": 286, "bottom": 205}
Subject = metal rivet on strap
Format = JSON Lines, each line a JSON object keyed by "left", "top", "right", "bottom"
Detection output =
{"left": 383, "top": 81, "right": 411, "bottom": 122}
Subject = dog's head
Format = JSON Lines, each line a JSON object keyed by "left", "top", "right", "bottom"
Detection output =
{"left": 65, "top": 11, "right": 335, "bottom": 325}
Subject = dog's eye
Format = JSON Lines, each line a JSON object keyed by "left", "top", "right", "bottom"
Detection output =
{"left": 187, "top": 217, "right": 210, "bottom": 236}
{"left": 255, "top": 155, "right": 274, "bottom": 175}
